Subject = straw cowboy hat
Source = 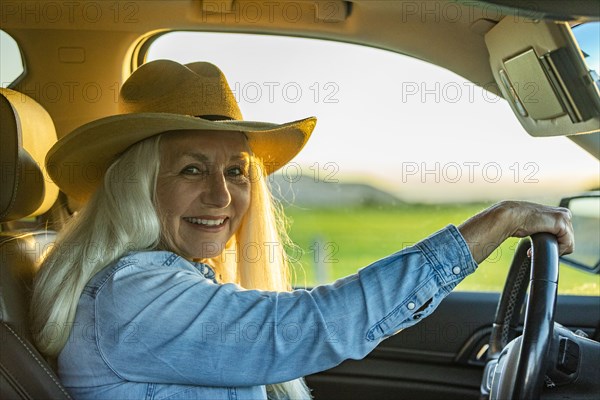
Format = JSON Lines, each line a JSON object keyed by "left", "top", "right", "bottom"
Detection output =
{"left": 46, "top": 60, "right": 316, "bottom": 202}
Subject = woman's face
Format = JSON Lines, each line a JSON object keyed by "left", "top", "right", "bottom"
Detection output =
{"left": 155, "top": 130, "right": 251, "bottom": 260}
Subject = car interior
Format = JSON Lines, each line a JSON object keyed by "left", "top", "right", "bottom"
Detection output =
{"left": 1, "top": 1, "right": 599, "bottom": 399}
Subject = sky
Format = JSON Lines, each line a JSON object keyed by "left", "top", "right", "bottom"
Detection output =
{"left": 573, "top": 22, "right": 599, "bottom": 83}
{"left": 147, "top": 30, "right": 599, "bottom": 204}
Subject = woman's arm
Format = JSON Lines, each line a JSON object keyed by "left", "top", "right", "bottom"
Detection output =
{"left": 92, "top": 226, "right": 476, "bottom": 387}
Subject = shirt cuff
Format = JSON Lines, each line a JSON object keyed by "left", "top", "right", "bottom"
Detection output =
{"left": 415, "top": 224, "right": 478, "bottom": 287}
{"left": 366, "top": 225, "right": 479, "bottom": 341}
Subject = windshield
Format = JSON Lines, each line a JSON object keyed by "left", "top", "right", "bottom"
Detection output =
{"left": 148, "top": 31, "right": 600, "bottom": 294}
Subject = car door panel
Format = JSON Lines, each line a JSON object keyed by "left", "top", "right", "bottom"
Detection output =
{"left": 306, "top": 291, "right": 599, "bottom": 399}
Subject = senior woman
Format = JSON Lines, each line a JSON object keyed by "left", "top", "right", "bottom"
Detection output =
{"left": 31, "top": 60, "right": 573, "bottom": 400}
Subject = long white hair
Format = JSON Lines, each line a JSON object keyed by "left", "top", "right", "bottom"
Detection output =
{"left": 31, "top": 134, "right": 311, "bottom": 399}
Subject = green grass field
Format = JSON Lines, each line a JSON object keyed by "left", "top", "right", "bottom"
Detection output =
{"left": 283, "top": 204, "right": 600, "bottom": 296}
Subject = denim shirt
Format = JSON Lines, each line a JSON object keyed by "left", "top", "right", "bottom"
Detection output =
{"left": 58, "top": 225, "right": 477, "bottom": 399}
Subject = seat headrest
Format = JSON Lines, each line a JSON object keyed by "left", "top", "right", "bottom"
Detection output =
{"left": 0, "top": 88, "right": 59, "bottom": 222}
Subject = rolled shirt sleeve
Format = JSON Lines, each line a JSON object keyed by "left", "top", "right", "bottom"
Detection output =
{"left": 94, "top": 225, "right": 477, "bottom": 386}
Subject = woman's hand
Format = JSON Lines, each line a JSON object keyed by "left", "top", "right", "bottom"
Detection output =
{"left": 457, "top": 201, "right": 574, "bottom": 264}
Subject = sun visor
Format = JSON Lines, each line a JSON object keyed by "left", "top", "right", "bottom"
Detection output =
{"left": 485, "top": 17, "right": 600, "bottom": 137}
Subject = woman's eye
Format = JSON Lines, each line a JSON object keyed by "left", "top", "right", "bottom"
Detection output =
{"left": 227, "top": 166, "right": 248, "bottom": 179}
{"left": 181, "top": 166, "right": 203, "bottom": 175}
{"left": 228, "top": 167, "right": 242, "bottom": 176}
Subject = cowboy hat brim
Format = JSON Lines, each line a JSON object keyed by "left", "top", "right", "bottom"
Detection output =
{"left": 46, "top": 113, "right": 316, "bottom": 202}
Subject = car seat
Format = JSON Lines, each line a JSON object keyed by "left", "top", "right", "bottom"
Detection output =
{"left": 0, "top": 88, "right": 71, "bottom": 399}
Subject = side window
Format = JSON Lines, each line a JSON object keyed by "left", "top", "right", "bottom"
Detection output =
{"left": 571, "top": 21, "right": 599, "bottom": 89}
{"left": 147, "top": 32, "right": 599, "bottom": 295}
{"left": 1, "top": 30, "right": 25, "bottom": 87}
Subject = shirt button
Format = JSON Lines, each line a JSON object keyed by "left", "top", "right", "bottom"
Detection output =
{"left": 452, "top": 266, "right": 461, "bottom": 275}
{"left": 407, "top": 302, "right": 416, "bottom": 310}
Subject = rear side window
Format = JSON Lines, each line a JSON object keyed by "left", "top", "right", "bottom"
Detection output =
{"left": 146, "top": 32, "right": 599, "bottom": 296}
{"left": 0, "top": 30, "right": 24, "bottom": 87}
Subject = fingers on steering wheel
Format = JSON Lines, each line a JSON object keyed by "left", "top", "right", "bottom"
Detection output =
{"left": 555, "top": 207, "right": 574, "bottom": 256}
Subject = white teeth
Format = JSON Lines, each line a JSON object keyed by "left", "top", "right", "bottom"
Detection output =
{"left": 185, "top": 217, "right": 226, "bottom": 226}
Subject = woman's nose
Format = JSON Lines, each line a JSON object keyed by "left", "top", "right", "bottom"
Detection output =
{"left": 200, "top": 172, "right": 231, "bottom": 208}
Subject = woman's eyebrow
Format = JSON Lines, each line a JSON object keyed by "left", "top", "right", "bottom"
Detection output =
{"left": 180, "top": 152, "right": 209, "bottom": 162}
{"left": 231, "top": 153, "right": 251, "bottom": 163}
{"left": 179, "top": 152, "right": 250, "bottom": 163}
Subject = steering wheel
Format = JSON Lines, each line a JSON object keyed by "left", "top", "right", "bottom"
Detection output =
{"left": 480, "top": 233, "right": 559, "bottom": 400}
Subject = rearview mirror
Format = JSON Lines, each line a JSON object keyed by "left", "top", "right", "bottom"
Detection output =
{"left": 560, "top": 192, "right": 600, "bottom": 274}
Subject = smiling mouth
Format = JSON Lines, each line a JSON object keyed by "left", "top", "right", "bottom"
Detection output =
{"left": 183, "top": 217, "right": 228, "bottom": 227}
